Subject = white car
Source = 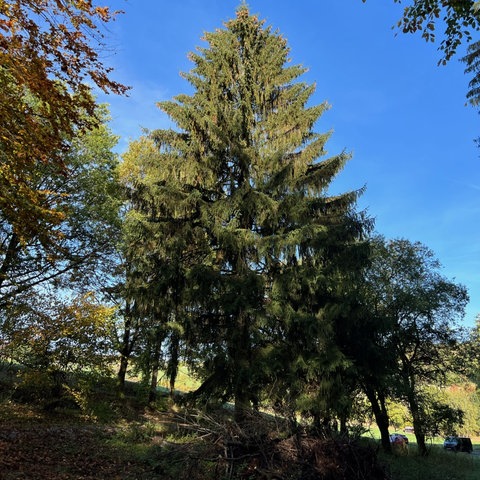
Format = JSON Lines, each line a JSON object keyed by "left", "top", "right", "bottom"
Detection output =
{"left": 390, "top": 433, "right": 409, "bottom": 445}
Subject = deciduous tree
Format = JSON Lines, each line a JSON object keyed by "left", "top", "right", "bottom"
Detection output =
{"left": 0, "top": 104, "right": 122, "bottom": 311}
{"left": 388, "top": 0, "right": 479, "bottom": 63}
{"left": 362, "top": 1, "right": 480, "bottom": 106}
{"left": 462, "top": 39, "right": 480, "bottom": 105}
{"left": 365, "top": 237, "right": 468, "bottom": 455}
{"left": 1, "top": 291, "right": 116, "bottom": 375}
{"left": 0, "top": 1, "right": 127, "bottom": 245}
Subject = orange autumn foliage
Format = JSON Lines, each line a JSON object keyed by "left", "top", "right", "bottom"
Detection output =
{"left": 0, "top": 1, "right": 128, "bottom": 245}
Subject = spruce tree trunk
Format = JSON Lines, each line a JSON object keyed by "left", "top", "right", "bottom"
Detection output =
{"left": 232, "top": 311, "right": 252, "bottom": 423}
{"left": 149, "top": 329, "right": 165, "bottom": 403}
{"left": 234, "top": 388, "right": 250, "bottom": 423}
{"left": 149, "top": 363, "right": 160, "bottom": 404}
{"left": 117, "top": 303, "right": 134, "bottom": 389}
{"left": 234, "top": 381, "right": 250, "bottom": 423}
{"left": 167, "top": 332, "right": 180, "bottom": 397}
{"left": 117, "top": 354, "right": 129, "bottom": 388}
{"left": 339, "top": 415, "right": 347, "bottom": 435}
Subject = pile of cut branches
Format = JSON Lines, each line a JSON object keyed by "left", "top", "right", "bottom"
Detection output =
{"left": 155, "top": 410, "right": 389, "bottom": 480}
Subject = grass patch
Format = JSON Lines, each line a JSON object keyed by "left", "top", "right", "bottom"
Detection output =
{"left": 1, "top": 362, "right": 477, "bottom": 480}
{"left": 379, "top": 445, "right": 480, "bottom": 480}
{"left": 364, "top": 427, "right": 480, "bottom": 480}
{"left": 126, "top": 364, "right": 201, "bottom": 394}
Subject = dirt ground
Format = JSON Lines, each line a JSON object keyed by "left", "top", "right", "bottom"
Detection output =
{"left": 0, "top": 403, "right": 389, "bottom": 480}
{"left": 0, "top": 423, "right": 160, "bottom": 479}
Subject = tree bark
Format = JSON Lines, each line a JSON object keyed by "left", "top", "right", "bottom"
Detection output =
{"left": 149, "top": 361, "right": 160, "bottom": 404}
{"left": 365, "top": 385, "right": 392, "bottom": 453}
{"left": 0, "top": 233, "right": 20, "bottom": 291}
{"left": 403, "top": 366, "right": 429, "bottom": 456}
{"left": 167, "top": 332, "right": 180, "bottom": 397}
{"left": 117, "top": 354, "right": 129, "bottom": 388}
{"left": 148, "top": 328, "right": 165, "bottom": 403}
{"left": 232, "top": 311, "right": 252, "bottom": 424}
{"left": 409, "top": 395, "right": 428, "bottom": 456}
{"left": 117, "top": 301, "right": 134, "bottom": 389}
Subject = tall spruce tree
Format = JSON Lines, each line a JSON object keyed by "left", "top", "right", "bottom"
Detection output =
{"left": 125, "top": 5, "right": 369, "bottom": 421}
{"left": 118, "top": 137, "right": 195, "bottom": 390}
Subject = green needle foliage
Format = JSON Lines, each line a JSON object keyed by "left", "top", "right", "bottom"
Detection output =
{"left": 122, "top": 5, "right": 371, "bottom": 422}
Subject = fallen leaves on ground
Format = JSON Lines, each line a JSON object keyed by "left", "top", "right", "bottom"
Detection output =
{"left": 0, "top": 418, "right": 159, "bottom": 479}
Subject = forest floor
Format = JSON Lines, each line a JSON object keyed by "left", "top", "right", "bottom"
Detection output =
{"left": 0, "top": 402, "right": 169, "bottom": 479}
{"left": 0, "top": 367, "right": 478, "bottom": 480}
{"left": 0, "top": 399, "right": 390, "bottom": 480}
{"left": 2, "top": 403, "right": 479, "bottom": 480}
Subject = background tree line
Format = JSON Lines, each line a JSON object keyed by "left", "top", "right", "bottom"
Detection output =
{"left": 1, "top": 1, "right": 479, "bottom": 458}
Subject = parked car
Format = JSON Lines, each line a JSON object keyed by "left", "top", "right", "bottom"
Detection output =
{"left": 390, "top": 433, "right": 409, "bottom": 445}
{"left": 443, "top": 436, "right": 473, "bottom": 453}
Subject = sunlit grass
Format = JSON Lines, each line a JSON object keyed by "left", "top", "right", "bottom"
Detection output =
{"left": 378, "top": 445, "right": 480, "bottom": 480}
{"left": 364, "top": 427, "right": 480, "bottom": 480}
{"left": 125, "top": 363, "right": 200, "bottom": 394}
{"left": 156, "top": 364, "right": 200, "bottom": 393}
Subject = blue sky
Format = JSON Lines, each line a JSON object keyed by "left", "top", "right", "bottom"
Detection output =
{"left": 99, "top": 0, "right": 480, "bottom": 327}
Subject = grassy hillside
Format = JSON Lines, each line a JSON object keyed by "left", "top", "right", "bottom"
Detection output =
{"left": 0, "top": 364, "right": 478, "bottom": 479}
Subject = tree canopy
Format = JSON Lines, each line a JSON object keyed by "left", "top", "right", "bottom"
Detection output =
{"left": 389, "top": 0, "right": 480, "bottom": 63}
{"left": 121, "top": 5, "right": 370, "bottom": 421}
{"left": 363, "top": 237, "right": 468, "bottom": 454}
{"left": 1, "top": 4, "right": 477, "bottom": 465}
{"left": 363, "top": 1, "right": 480, "bottom": 105}
{"left": 0, "top": 104, "right": 122, "bottom": 311}
{"left": 0, "top": 1, "right": 127, "bottom": 246}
